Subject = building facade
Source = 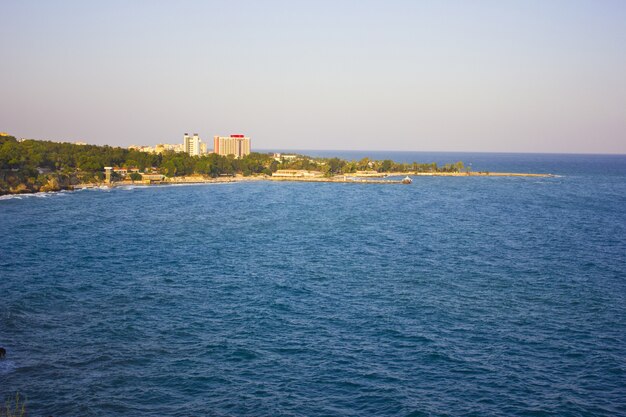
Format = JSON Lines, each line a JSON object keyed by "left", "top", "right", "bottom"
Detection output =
{"left": 183, "top": 133, "right": 203, "bottom": 156}
{"left": 272, "top": 170, "right": 323, "bottom": 178}
{"left": 213, "top": 135, "right": 251, "bottom": 158}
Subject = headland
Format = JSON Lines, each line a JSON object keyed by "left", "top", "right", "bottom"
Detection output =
{"left": 0, "top": 134, "right": 553, "bottom": 196}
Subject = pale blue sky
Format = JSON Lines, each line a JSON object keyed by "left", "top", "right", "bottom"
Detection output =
{"left": 1, "top": 0, "right": 625, "bottom": 153}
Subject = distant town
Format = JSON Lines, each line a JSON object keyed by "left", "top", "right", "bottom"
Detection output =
{"left": 9, "top": 131, "right": 301, "bottom": 166}
{"left": 129, "top": 133, "right": 252, "bottom": 159}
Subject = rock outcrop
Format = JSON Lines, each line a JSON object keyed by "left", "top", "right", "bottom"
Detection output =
{"left": 40, "top": 177, "right": 61, "bottom": 192}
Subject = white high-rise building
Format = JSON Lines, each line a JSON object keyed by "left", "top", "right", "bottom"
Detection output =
{"left": 183, "top": 133, "right": 202, "bottom": 156}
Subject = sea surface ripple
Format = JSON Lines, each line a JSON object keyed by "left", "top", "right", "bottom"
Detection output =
{"left": 1, "top": 153, "right": 625, "bottom": 416}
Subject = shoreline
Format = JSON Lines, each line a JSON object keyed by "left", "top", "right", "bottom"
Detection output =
{"left": 1, "top": 171, "right": 555, "bottom": 197}
{"left": 387, "top": 171, "right": 553, "bottom": 177}
{"left": 77, "top": 170, "right": 555, "bottom": 187}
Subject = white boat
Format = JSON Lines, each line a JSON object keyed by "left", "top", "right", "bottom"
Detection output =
{"left": 402, "top": 176, "right": 412, "bottom": 184}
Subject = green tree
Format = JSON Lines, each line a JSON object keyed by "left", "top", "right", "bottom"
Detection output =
{"left": 380, "top": 159, "right": 393, "bottom": 172}
{"left": 327, "top": 157, "right": 345, "bottom": 175}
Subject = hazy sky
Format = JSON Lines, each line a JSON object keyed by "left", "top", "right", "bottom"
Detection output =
{"left": 1, "top": 0, "right": 625, "bottom": 153}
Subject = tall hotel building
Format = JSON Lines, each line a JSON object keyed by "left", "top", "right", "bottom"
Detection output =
{"left": 213, "top": 135, "right": 251, "bottom": 158}
{"left": 183, "top": 133, "right": 202, "bottom": 156}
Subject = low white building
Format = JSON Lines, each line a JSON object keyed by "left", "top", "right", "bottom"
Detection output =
{"left": 272, "top": 170, "right": 323, "bottom": 178}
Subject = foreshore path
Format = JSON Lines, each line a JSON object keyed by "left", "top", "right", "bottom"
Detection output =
{"left": 71, "top": 171, "right": 553, "bottom": 190}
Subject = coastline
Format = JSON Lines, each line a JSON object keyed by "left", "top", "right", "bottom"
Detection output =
{"left": 388, "top": 171, "right": 553, "bottom": 177}
{"left": 0, "top": 134, "right": 556, "bottom": 196}
{"left": 1, "top": 171, "right": 555, "bottom": 197}
{"left": 82, "top": 170, "right": 554, "bottom": 187}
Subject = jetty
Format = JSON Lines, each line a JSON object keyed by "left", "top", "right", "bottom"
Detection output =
{"left": 405, "top": 172, "right": 553, "bottom": 178}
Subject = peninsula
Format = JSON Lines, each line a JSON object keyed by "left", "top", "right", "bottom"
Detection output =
{"left": 0, "top": 134, "right": 552, "bottom": 196}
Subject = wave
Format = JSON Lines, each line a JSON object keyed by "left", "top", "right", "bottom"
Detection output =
{"left": 0, "top": 191, "right": 69, "bottom": 201}
{"left": 75, "top": 185, "right": 111, "bottom": 192}
{"left": 0, "top": 183, "right": 222, "bottom": 200}
{"left": 0, "top": 194, "right": 23, "bottom": 200}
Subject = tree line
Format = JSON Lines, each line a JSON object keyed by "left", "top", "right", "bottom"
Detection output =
{"left": 0, "top": 135, "right": 465, "bottom": 194}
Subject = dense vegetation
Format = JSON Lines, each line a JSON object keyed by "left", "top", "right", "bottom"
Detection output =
{"left": 0, "top": 135, "right": 465, "bottom": 194}
{"left": 0, "top": 135, "right": 275, "bottom": 193}
{"left": 288, "top": 156, "right": 466, "bottom": 175}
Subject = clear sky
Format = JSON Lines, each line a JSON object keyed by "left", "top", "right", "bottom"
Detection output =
{"left": 1, "top": 0, "right": 625, "bottom": 153}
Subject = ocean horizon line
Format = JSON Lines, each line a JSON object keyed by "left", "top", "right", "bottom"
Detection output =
{"left": 257, "top": 148, "right": 626, "bottom": 157}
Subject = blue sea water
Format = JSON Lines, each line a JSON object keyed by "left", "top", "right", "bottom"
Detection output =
{"left": 1, "top": 152, "right": 625, "bottom": 417}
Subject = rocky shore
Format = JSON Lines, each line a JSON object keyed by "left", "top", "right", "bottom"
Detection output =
{"left": 2, "top": 171, "right": 555, "bottom": 196}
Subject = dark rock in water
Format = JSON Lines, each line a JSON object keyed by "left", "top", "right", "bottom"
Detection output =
{"left": 0, "top": 347, "right": 6, "bottom": 358}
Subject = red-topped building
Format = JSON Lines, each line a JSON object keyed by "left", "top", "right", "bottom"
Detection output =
{"left": 213, "top": 134, "right": 251, "bottom": 158}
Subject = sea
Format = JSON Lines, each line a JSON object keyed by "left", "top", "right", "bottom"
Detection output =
{"left": 1, "top": 151, "right": 625, "bottom": 417}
